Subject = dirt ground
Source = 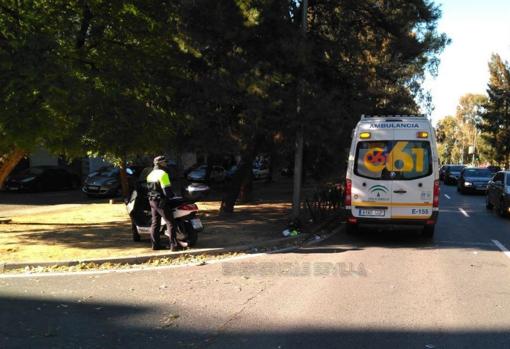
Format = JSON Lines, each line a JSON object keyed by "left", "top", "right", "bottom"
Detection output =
{"left": 0, "top": 181, "right": 299, "bottom": 264}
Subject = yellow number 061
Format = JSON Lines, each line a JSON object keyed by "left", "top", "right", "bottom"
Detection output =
{"left": 364, "top": 142, "right": 424, "bottom": 173}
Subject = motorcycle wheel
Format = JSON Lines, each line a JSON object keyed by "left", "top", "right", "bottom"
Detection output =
{"left": 175, "top": 220, "right": 198, "bottom": 247}
{"left": 132, "top": 222, "right": 141, "bottom": 242}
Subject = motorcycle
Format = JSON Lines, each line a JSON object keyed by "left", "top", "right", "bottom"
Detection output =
{"left": 126, "top": 182, "right": 210, "bottom": 247}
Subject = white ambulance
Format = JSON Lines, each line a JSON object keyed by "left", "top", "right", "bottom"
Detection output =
{"left": 345, "top": 115, "right": 440, "bottom": 237}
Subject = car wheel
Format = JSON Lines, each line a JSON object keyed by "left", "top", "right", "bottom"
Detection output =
{"left": 115, "top": 187, "right": 122, "bottom": 197}
{"left": 70, "top": 179, "right": 79, "bottom": 190}
{"left": 498, "top": 199, "right": 508, "bottom": 217}
{"left": 486, "top": 196, "right": 493, "bottom": 210}
{"left": 422, "top": 224, "right": 435, "bottom": 238}
{"left": 35, "top": 182, "right": 44, "bottom": 192}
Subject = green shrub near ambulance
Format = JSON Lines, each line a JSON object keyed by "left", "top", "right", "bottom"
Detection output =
{"left": 345, "top": 115, "right": 440, "bottom": 237}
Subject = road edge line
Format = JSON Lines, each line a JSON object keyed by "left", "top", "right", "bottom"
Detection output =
{"left": 491, "top": 239, "right": 510, "bottom": 259}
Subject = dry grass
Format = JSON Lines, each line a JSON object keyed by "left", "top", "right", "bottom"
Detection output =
{"left": 1, "top": 203, "right": 141, "bottom": 263}
{"left": 0, "top": 199, "right": 290, "bottom": 264}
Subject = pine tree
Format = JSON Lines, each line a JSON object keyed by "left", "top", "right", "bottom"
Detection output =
{"left": 481, "top": 54, "right": 510, "bottom": 168}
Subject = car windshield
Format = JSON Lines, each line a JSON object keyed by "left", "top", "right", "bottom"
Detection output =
{"left": 463, "top": 168, "right": 492, "bottom": 177}
{"left": 90, "top": 167, "right": 119, "bottom": 178}
{"left": 449, "top": 166, "right": 464, "bottom": 171}
{"left": 355, "top": 140, "right": 432, "bottom": 180}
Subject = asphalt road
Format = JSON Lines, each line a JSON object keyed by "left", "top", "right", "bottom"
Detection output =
{"left": 1, "top": 184, "right": 510, "bottom": 348}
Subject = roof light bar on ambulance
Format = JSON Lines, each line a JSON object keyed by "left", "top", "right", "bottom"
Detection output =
{"left": 359, "top": 132, "right": 371, "bottom": 139}
{"left": 417, "top": 131, "right": 429, "bottom": 138}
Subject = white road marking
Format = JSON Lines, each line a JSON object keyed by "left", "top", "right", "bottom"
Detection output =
{"left": 459, "top": 208, "right": 470, "bottom": 217}
{"left": 436, "top": 240, "right": 494, "bottom": 247}
{"left": 444, "top": 194, "right": 451, "bottom": 199}
{"left": 492, "top": 240, "right": 510, "bottom": 259}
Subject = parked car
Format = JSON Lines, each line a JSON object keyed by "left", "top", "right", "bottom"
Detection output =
{"left": 280, "top": 167, "right": 293, "bottom": 177}
{"left": 457, "top": 167, "right": 493, "bottom": 194}
{"left": 487, "top": 165, "right": 502, "bottom": 174}
{"left": 486, "top": 171, "right": 510, "bottom": 217}
{"left": 225, "top": 164, "right": 239, "bottom": 181}
{"left": 252, "top": 162, "right": 271, "bottom": 180}
{"left": 186, "top": 165, "right": 226, "bottom": 183}
{"left": 5, "top": 166, "right": 81, "bottom": 192}
{"left": 444, "top": 165, "right": 466, "bottom": 185}
{"left": 82, "top": 166, "right": 143, "bottom": 198}
{"left": 439, "top": 165, "right": 448, "bottom": 181}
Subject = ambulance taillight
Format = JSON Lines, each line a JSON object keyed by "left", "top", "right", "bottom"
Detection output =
{"left": 345, "top": 179, "right": 352, "bottom": 206}
{"left": 433, "top": 180, "right": 440, "bottom": 208}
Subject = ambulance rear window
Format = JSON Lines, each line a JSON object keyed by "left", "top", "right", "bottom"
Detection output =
{"left": 355, "top": 141, "right": 432, "bottom": 180}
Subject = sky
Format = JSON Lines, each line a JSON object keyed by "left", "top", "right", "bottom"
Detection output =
{"left": 423, "top": 0, "right": 510, "bottom": 124}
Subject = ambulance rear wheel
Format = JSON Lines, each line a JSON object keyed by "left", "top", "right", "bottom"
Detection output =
{"left": 422, "top": 224, "right": 435, "bottom": 238}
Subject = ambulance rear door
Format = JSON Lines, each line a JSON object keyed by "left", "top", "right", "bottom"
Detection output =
{"left": 351, "top": 125, "right": 394, "bottom": 220}
{"left": 388, "top": 128, "right": 434, "bottom": 220}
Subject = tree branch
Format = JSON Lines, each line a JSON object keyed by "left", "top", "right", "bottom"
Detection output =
{"left": 76, "top": 1, "right": 93, "bottom": 49}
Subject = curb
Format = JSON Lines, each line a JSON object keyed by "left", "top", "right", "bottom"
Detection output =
{"left": 1, "top": 214, "right": 342, "bottom": 273}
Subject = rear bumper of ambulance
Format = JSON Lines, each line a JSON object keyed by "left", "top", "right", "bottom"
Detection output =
{"left": 345, "top": 209, "right": 438, "bottom": 228}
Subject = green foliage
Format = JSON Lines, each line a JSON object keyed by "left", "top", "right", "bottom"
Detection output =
{"left": 1, "top": 0, "right": 448, "bottom": 183}
{"left": 480, "top": 53, "right": 510, "bottom": 167}
{"left": 0, "top": 1, "right": 80, "bottom": 154}
{"left": 436, "top": 94, "right": 490, "bottom": 165}
{"left": 173, "top": 0, "right": 448, "bottom": 179}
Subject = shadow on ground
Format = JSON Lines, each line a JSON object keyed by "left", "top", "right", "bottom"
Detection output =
{"left": 0, "top": 296, "right": 509, "bottom": 349}
{"left": 0, "top": 190, "right": 103, "bottom": 207}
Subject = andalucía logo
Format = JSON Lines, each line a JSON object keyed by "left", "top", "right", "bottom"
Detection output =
{"left": 369, "top": 185, "right": 389, "bottom": 196}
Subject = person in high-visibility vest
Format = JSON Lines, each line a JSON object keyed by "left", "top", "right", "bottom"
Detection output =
{"left": 146, "top": 156, "right": 179, "bottom": 250}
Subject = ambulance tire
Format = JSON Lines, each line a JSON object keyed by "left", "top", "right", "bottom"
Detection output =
{"left": 422, "top": 224, "right": 435, "bottom": 238}
{"left": 346, "top": 223, "right": 358, "bottom": 235}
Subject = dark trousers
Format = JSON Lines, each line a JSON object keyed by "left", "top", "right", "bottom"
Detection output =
{"left": 149, "top": 199, "right": 176, "bottom": 248}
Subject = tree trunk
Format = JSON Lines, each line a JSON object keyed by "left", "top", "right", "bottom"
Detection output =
{"left": 119, "top": 159, "right": 130, "bottom": 199}
{"left": 0, "top": 148, "right": 26, "bottom": 189}
{"left": 239, "top": 169, "right": 253, "bottom": 203}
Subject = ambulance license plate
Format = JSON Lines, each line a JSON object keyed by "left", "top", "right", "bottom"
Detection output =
{"left": 358, "top": 208, "right": 385, "bottom": 217}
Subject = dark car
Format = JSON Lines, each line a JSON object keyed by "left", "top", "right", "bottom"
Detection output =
{"left": 487, "top": 165, "right": 502, "bottom": 173}
{"left": 186, "top": 165, "right": 226, "bottom": 183}
{"left": 444, "top": 165, "right": 466, "bottom": 185}
{"left": 457, "top": 167, "right": 493, "bottom": 194}
{"left": 82, "top": 166, "right": 123, "bottom": 197}
{"left": 225, "top": 164, "right": 239, "bottom": 181}
{"left": 5, "top": 166, "right": 81, "bottom": 192}
{"left": 82, "top": 166, "right": 143, "bottom": 198}
{"left": 439, "top": 165, "right": 449, "bottom": 181}
{"left": 486, "top": 171, "right": 510, "bottom": 217}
